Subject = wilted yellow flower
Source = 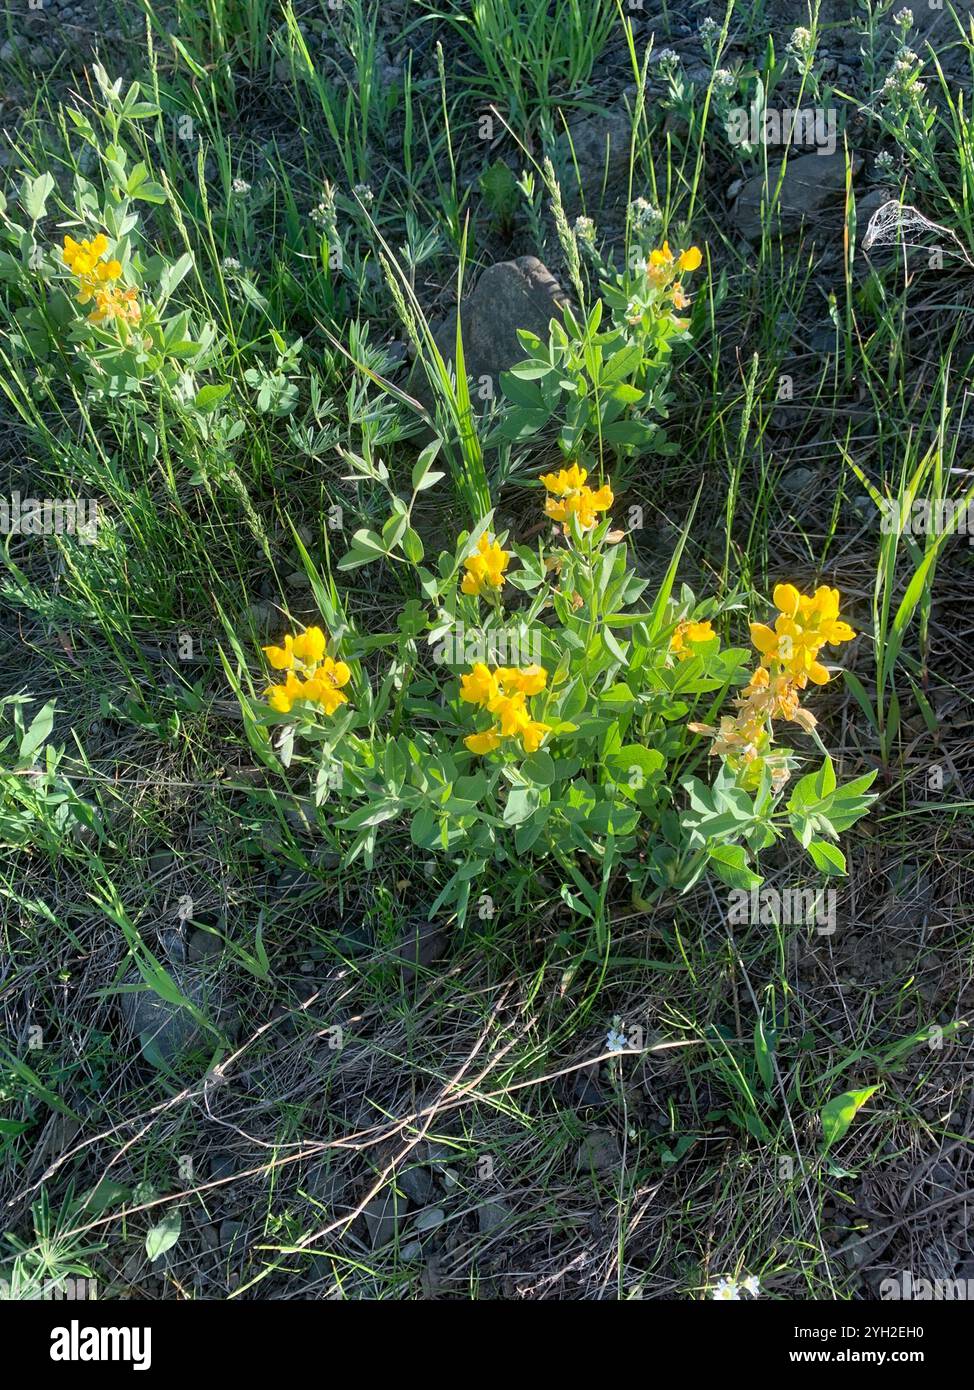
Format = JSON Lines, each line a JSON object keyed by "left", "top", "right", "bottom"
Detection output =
{"left": 88, "top": 284, "right": 141, "bottom": 326}
{"left": 461, "top": 532, "right": 510, "bottom": 596}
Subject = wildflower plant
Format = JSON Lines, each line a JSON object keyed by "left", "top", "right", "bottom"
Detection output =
{"left": 0, "top": 67, "right": 219, "bottom": 419}
{"left": 494, "top": 229, "right": 703, "bottom": 472}
{"left": 232, "top": 436, "right": 874, "bottom": 929}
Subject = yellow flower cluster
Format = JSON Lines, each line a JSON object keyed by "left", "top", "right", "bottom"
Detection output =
{"left": 539, "top": 464, "right": 613, "bottom": 533}
{"left": 62, "top": 233, "right": 141, "bottom": 327}
{"left": 460, "top": 663, "right": 550, "bottom": 755}
{"left": 669, "top": 617, "right": 716, "bottom": 660}
{"left": 263, "top": 626, "right": 351, "bottom": 715}
{"left": 461, "top": 532, "right": 510, "bottom": 597}
{"left": 749, "top": 584, "right": 856, "bottom": 688}
{"left": 692, "top": 585, "right": 855, "bottom": 777}
{"left": 647, "top": 241, "right": 702, "bottom": 311}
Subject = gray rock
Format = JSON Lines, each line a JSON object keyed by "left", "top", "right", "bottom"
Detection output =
{"left": 398, "top": 1164, "right": 436, "bottom": 1205}
{"left": 187, "top": 926, "right": 223, "bottom": 963}
{"left": 219, "top": 1219, "right": 247, "bottom": 1252}
{"left": 410, "top": 257, "right": 568, "bottom": 419}
{"left": 555, "top": 91, "right": 635, "bottom": 203}
{"left": 363, "top": 1189, "right": 405, "bottom": 1249}
{"left": 120, "top": 969, "right": 219, "bottom": 1065}
{"left": 208, "top": 1151, "right": 238, "bottom": 1183}
{"left": 401, "top": 1240, "right": 425, "bottom": 1261}
{"left": 780, "top": 467, "right": 819, "bottom": 497}
{"left": 734, "top": 151, "right": 859, "bottom": 240}
{"left": 395, "top": 919, "right": 448, "bottom": 983}
{"left": 413, "top": 1207, "right": 446, "bottom": 1233}
{"left": 477, "top": 1200, "right": 513, "bottom": 1235}
{"left": 575, "top": 1129, "right": 621, "bottom": 1175}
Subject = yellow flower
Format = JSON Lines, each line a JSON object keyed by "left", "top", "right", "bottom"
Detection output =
{"left": 459, "top": 662, "right": 500, "bottom": 706}
{"left": 539, "top": 462, "right": 588, "bottom": 497}
{"left": 490, "top": 691, "right": 531, "bottom": 738}
{"left": 263, "top": 634, "right": 296, "bottom": 669}
{"left": 262, "top": 626, "right": 350, "bottom": 717}
{"left": 461, "top": 532, "right": 510, "bottom": 596}
{"left": 521, "top": 719, "right": 550, "bottom": 753}
{"left": 677, "top": 246, "right": 702, "bottom": 272}
{"left": 62, "top": 233, "right": 140, "bottom": 327}
{"left": 291, "top": 626, "right": 327, "bottom": 664}
{"left": 540, "top": 466, "right": 613, "bottom": 533}
{"left": 649, "top": 241, "right": 674, "bottom": 268}
{"left": 303, "top": 656, "right": 351, "bottom": 715}
{"left": 496, "top": 664, "right": 547, "bottom": 696}
{"left": 670, "top": 618, "right": 716, "bottom": 660}
{"left": 266, "top": 670, "right": 305, "bottom": 713}
{"left": 465, "top": 728, "right": 502, "bottom": 755}
{"left": 750, "top": 584, "right": 855, "bottom": 686}
{"left": 461, "top": 663, "right": 551, "bottom": 755}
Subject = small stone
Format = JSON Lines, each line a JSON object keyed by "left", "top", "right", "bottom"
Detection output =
{"left": 219, "top": 1219, "right": 247, "bottom": 1251}
{"left": 395, "top": 920, "right": 448, "bottom": 983}
{"left": 409, "top": 257, "right": 568, "bottom": 422}
{"left": 477, "top": 1200, "right": 513, "bottom": 1235}
{"left": 120, "top": 969, "right": 217, "bottom": 1065}
{"left": 208, "top": 1150, "right": 238, "bottom": 1183}
{"left": 734, "top": 151, "right": 860, "bottom": 240}
{"left": 575, "top": 1129, "right": 621, "bottom": 1175}
{"left": 187, "top": 926, "right": 222, "bottom": 963}
{"left": 413, "top": 1207, "right": 446, "bottom": 1233}
{"left": 398, "top": 1165, "right": 436, "bottom": 1205}
{"left": 555, "top": 91, "right": 635, "bottom": 201}
{"left": 363, "top": 1190, "right": 405, "bottom": 1249}
{"left": 780, "top": 467, "right": 818, "bottom": 497}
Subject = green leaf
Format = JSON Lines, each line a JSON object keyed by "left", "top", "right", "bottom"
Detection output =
{"left": 194, "top": 383, "right": 230, "bottom": 413}
{"left": 503, "top": 786, "right": 540, "bottom": 826}
{"left": 146, "top": 1210, "right": 182, "bottom": 1261}
{"left": 807, "top": 839, "right": 846, "bottom": 876}
{"left": 19, "top": 700, "right": 55, "bottom": 763}
{"left": 754, "top": 1016, "right": 775, "bottom": 1092}
{"left": 707, "top": 844, "right": 762, "bottom": 891}
{"left": 132, "top": 180, "right": 167, "bottom": 204}
{"left": 820, "top": 1086, "right": 880, "bottom": 1151}
{"left": 21, "top": 173, "right": 55, "bottom": 222}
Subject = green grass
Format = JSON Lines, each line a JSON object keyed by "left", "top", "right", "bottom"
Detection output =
{"left": 0, "top": 0, "right": 972, "bottom": 1304}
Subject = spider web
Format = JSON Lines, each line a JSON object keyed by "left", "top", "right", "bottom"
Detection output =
{"left": 861, "top": 198, "right": 974, "bottom": 268}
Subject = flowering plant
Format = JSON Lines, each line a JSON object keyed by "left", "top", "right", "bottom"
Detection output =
{"left": 227, "top": 443, "right": 874, "bottom": 929}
